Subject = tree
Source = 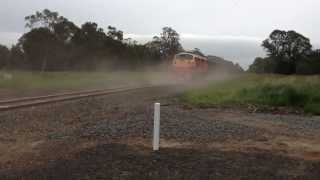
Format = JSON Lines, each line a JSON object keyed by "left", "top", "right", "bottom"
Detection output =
{"left": 123, "top": 38, "right": 138, "bottom": 46}
{"left": 0, "top": 44, "right": 10, "bottom": 69}
{"left": 19, "top": 28, "right": 63, "bottom": 71}
{"left": 262, "top": 30, "right": 312, "bottom": 60}
{"left": 249, "top": 57, "right": 266, "bottom": 73}
{"left": 150, "top": 27, "right": 182, "bottom": 60}
{"left": 25, "top": 9, "right": 79, "bottom": 44}
{"left": 311, "top": 49, "right": 320, "bottom": 57}
{"left": 7, "top": 45, "right": 26, "bottom": 69}
{"left": 160, "top": 27, "right": 183, "bottom": 59}
{"left": 296, "top": 57, "right": 320, "bottom": 74}
{"left": 73, "top": 22, "right": 107, "bottom": 49}
{"left": 146, "top": 36, "right": 162, "bottom": 54}
{"left": 25, "top": 9, "right": 67, "bottom": 31}
{"left": 296, "top": 49, "right": 320, "bottom": 74}
{"left": 6, "top": 9, "right": 177, "bottom": 71}
{"left": 107, "top": 26, "right": 123, "bottom": 41}
{"left": 53, "top": 19, "right": 79, "bottom": 43}
{"left": 261, "top": 30, "right": 312, "bottom": 74}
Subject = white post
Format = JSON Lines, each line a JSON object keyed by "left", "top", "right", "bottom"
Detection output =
{"left": 153, "top": 103, "right": 160, "bottom": 151}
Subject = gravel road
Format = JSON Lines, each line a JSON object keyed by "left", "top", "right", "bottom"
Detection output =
{"left": 0, "top": 85, "right": 319, "bottom": 179}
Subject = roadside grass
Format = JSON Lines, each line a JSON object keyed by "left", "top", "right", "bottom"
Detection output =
{"left": 181, "top": 74, "right": 320, "bottom": 115}
{"left": 0, "top": 70, "right": 165, "bottom": 97}
{"left": 0, "top": 71, "right": 120, "bottom": 91}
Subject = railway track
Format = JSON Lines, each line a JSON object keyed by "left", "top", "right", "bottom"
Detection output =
{"left": 0, "top": 85, "right": 157, "bottom": 111}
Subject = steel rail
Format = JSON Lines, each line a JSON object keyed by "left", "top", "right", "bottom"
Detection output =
{"left": 0, "top": 85, "right": 156, "bottom": 111}
{"left": 0, "top": 87, "right": 126, "bottom": 104}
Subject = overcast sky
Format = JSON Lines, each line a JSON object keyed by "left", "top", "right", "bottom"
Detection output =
{"left": 0, "top": 0, "right": 319, "bottom": 68}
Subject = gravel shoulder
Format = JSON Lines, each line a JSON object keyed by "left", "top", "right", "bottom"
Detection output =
{"left": 0, "top": 86, "right": 319, "bottom": 179}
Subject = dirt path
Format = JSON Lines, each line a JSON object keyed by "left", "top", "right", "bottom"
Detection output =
{"left": 0, "top": 86, "right": 319, "bottom": 179}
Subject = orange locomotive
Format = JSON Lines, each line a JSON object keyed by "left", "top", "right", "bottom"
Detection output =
{"left": 172, "top": 52, "right": 208, "bottom": 80}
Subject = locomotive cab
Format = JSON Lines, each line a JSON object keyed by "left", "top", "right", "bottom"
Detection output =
{"left": 172, "top": 52, "right": 208, "bottom": 80}
{"left": 173, "top": 53, "right": 195, "bottom": 68}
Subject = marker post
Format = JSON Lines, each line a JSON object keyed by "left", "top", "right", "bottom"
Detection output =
{"left": 153, "top": 103, "right": 160, "bottom": 151}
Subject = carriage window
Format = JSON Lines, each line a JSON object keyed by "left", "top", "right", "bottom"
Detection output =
{"left": 176, "top": 54, "right": 193, "bottom": 60}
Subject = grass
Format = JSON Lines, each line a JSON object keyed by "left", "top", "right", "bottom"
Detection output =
{"left": 181, "top": 74, "right": 320, "bottom": 115}
{"left": 0, "top": 70, "right": 166, "bottom": 97}
{"left": 2, "top": 71, "right": 320, "bottom": 114}
{"left": 0, "top": 71, "right": 126, "bottom": 92}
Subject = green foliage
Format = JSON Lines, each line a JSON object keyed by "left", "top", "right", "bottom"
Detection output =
{"left": 107, "top": 26, "right": 123, "bottom": 41}
{"left": 248, "top": 57, "right": 277, "bottom": 73}
{"left": 249, "top": 55, "right": 320, "bottom": 75}
{"left": 250, "top": 29, "right": 319, "bottom": 75}
{"left": 262, "top": 30, "right": 312, "bottom": 61}
{"left": 0, "top": 45, "right": 10, "bottom": 69}
{"left": 182, "top": 74, "right": 320, "bottom": 114}
{"left": 148, "top": 27, "right": 183, "bottom": 60}
{"left": 19, "top": 28, "right": 64, "bottom": 71}
{"left": 2, "top": 9, "right": 185, "bottom": 71}
{"left": 25, "top": 9, "right": 66, "bottom": 31}
{"left": 296, "top": 55, "right": 320, "bottom": 74}
{"left": 6, "top": 45, "right": 24, "bottom": 69}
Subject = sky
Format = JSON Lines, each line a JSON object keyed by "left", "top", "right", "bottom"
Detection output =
{"left": 0, "top": 0, "right": 319, "bottom": 68}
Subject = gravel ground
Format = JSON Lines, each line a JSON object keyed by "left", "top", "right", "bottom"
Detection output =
{"left": 0, "top": 86, "right": 319, "bottom": 179}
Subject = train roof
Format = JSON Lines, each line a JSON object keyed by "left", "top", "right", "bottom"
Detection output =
{"left": 175, "top": 52, "right": 208, "bottom": 60}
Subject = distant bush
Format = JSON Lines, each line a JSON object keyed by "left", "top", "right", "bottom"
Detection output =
{"left": 296, "top": 56, "right": 320, "bottom": 74}
{"left": 249, "top": 55, "right": 320, "bottom": 75}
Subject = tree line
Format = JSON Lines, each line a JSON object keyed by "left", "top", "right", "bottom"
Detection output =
{"left": 0, "top": 9, "right": 183, "bottom": 71}
{"left": 249, "top": 30, "right": 320, "bottom": 74}
{"left": 3, "top": 9, "right": 318, "bottom": 74}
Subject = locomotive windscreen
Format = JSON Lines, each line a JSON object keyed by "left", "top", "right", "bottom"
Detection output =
{"left": 176, "top": 54, "right": 193, "bottom": 60}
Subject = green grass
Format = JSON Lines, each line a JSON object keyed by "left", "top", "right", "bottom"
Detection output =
{"left": 0, "top": 70, "right": 166, "bottom": 96}
{"left": 0, "top": 71, "right": 122, "bottom": 92}
{"left": 2, "top": 71, "right": 320, "bottom": 114}
{"left": 181, "top": 74, "right": 320, "bottom": 115}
